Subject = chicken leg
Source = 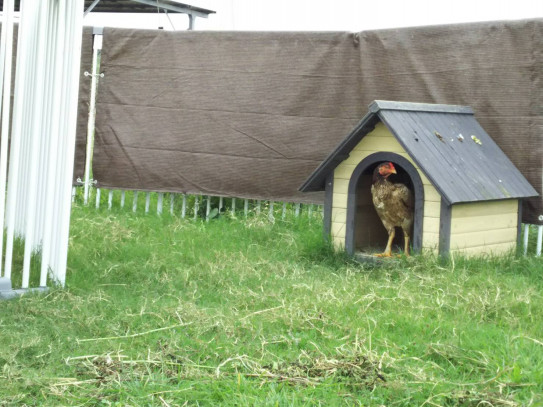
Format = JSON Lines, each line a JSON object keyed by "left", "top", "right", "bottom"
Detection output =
{"left": 376, "top": 228, "right": 395, "bottom": 257}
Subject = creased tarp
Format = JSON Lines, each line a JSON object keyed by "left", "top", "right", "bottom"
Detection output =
{"left": 93, "top": 30, "right": 363, "bottom": 204}
{"left": 92, "top": 19, "right": 542, "bottom": 222}
{"left": 73, "top": 26, "right": 94, "bottom": 184}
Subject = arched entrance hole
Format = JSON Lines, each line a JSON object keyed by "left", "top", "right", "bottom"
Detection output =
{"left": 345, "top": 152, "right": 424, "bottom": 256}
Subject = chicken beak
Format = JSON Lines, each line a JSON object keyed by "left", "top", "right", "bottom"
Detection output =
{"left": 390, "top": 167, "right": 397, "bottom": 175}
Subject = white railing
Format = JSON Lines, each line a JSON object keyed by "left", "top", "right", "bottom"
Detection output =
{"left": 73, "top": 186, "right": 323, "bottom": 222}
{"left": 523, "top": 223, "right": 543, "bottom": 257}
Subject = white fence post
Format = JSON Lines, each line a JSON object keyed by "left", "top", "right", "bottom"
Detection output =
{"left": 523, "top": 224, "right": 530, "bottom": 255}
{"left": 145, "top": 192, "right": 150, "bottom": 213}
{"left": 537, "top": 225, "right": 543, "bottom": 257}
{"left": 132, "top": 191, "right": 138, "bottom": 212}
{"left": 157, "top": 192, "right": 163, "bottom": 215}
{"left": 268, "top": 201, "right": 274, "bottom": 221}
{"left": 83, "top": 29, "right": 102, "bottom": 205}
{"left": 193, "top": 196, "right": 199, "bottom": 220}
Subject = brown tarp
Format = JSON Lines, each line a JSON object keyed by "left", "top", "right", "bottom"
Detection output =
{"left": 73, "top": 26, "right": 94, "bottom": 183}
{"left": 91, "top": 19, "right": 543, "bottom": 223}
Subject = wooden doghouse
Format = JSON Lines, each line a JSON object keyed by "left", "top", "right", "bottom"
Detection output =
{"left": 300, "top": 101, "right": 538, "bottom": 257}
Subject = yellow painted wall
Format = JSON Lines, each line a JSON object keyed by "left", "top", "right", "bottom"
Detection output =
{"left": 331, "top": 122, "right": 440, "bottom": 253}
{"left": 450, "top": 200, "right": 518, "bottom": 256}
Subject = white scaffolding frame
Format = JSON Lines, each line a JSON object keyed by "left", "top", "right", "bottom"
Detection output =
{"left": 0, "top": 0, "right": 85, "bottom": 293}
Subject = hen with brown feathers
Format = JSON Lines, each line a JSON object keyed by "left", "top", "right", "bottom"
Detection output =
{"left": 371, "top": 162, "right": 414, "bottom": 257}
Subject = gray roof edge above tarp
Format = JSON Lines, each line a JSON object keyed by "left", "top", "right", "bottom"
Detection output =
{"left": 300, "top": 100, "right": 539, "bottom": 204}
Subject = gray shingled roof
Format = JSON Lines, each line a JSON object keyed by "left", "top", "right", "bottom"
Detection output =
{"left": 300, "top": 100, "right": 538, "bottom": 204}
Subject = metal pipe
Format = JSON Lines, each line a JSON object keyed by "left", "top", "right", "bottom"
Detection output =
{"left": 537, "top": 225, "right": 542, "bottom": 257}
{"left": 4, "top": 0, "right": 32, "bottom": 280}
{"left": 54, "top": 0, "right": 85, "bottom": 286}
{"left": 83, "top": 33, "right": 102, "bottom": 205}
{"left": 22, "top": 0, "right": 49, "bottom": 288}
{"left": 523, "top": 224, "right": 529, "bottom": 255}
{"left": 157, "top": 192, "right": 163, "bottom": 215}
{"left": 0, "top": 0, "right": 15, "bottom": 277}
{"left": 39, "top": 0, "right": 62, "bottom": 286}
{"left": 132, "top": 190, "right": 138, "bottom": 212}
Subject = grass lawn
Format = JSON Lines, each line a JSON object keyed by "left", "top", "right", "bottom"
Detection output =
{"left": 1, "top": 202, "right": 542, "bottom": 406}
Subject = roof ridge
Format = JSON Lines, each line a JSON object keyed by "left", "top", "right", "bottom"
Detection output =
{"left": 370, "top": 100, "right": 473, "bottom": 114}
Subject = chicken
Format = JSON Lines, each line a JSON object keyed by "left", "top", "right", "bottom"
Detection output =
{"left": 371, "top": 162, "right": 414, "bottom": 257}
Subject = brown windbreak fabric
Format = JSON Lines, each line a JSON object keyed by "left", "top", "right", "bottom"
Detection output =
{"left": 73, "top": 26, "right": 94, "bottom": 183}
{"left": 91, "top": 19, "right": 543, "bottom": 222}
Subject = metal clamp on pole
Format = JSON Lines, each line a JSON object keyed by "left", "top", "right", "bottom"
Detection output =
{"left": 84, "top": 71, "right": 104, "bottom": 78}
{"left": 76, "top": 177, "right": 98, "bottom": 185}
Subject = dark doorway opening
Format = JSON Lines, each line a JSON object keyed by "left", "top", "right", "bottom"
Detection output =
{"left": 345, "top": 152, "right": 424, "bottom": 257}
{"left": 353, "top": 162, "right": 415, "bottom": 254}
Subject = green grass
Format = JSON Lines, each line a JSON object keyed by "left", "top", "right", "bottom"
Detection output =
{"left": 1, "top": 203, "right": 542, "bottom": 406}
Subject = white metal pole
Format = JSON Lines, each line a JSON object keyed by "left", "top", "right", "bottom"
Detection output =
{"left": 22, "top": 0, "right": 49, "bottom": 288}
{"left": 157, "top": 192, "right": 163, "bottom": 215}
{"left": 4, "top": 0, "right": 33, "bottom": 280}
{"left": 523, "top": 224, "right": 530, "bottom": 255}
{"left": 83, "top": 33, "right": 102, "bottom": 205}
{"left": 0, "top": 0, "right": 15, "bottom": 277}
{"left": 268, "top": 201, "right": 274, "bottom": 221}
{"left": 38, "top": 0, "right": 62, "bottom": 286}
{"left": 53, "top": 0, "right": 85, "bottom": 285}
{"left": 193, "top": 196, "right": 199, "bottom": 220}
{"left": 537, "top": 225, "right": 542, "bottom": 257}
{"left": 132, "top": 190, "right": 138, "bottom": 212}
{"left": 42, "top": 0, "right": 66, "bottom": 281}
